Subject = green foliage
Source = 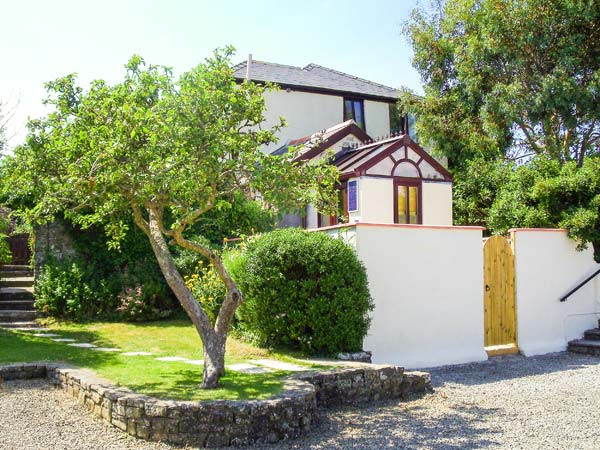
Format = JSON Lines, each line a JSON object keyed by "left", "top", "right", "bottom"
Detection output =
{"left": 185, "top": 260, "right": 227, "bottom": 325}
{"left": 34, "top": 257, "right": 104, "bottom": 319}
{"left": 35, "top": 218, "right": 178, "bottom": 321}
{"left": 0, "top": 214, "right": 12, "bottom": 264}
{"left": 173, "top": 193, "right": 275, "bottom": 277}
{"left": 401, "top": 0, "right": 600, "bottom": 169}
{"left": 231, "top": 229, "right": 373, "bottom": 355}
{"left": 1, "top": 47, "right": 338, "bottom": 247}
{"left": 402, "top": 0, "right": 600, "bottom": 257}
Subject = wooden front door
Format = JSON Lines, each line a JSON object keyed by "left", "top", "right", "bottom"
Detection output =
{"left": 483, "top": 235, "right": 517, "bottom": 354}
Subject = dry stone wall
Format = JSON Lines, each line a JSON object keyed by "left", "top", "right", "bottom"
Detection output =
{"left": 0, "top": 362, "right": 432, "bottom": 447}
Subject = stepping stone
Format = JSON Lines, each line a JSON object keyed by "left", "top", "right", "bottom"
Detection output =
{"left": 250, "top": 359, "right": 308, "bottom": 372}
{"left": 51, "top": 338, "right": 77, "bottom": 342}
{"left": 33, "top": 333, "right": 60, "bottom": 337}
{"left": 182, "top": 359, "right": 204, "bottom": 366}
{"left": 92, "top": 347, "right": 121, "bottom": 352}
{"left": 155, "top": 356, "right": 189, "bottom": 362}
{"left": 227, "top": 363, "right": 272, "bottom": 374}
{"left": 122, "top": 351, "right": 153, "bottom": 356}
{"left": 68, "top": 343, "right": 96, "bottom": 348}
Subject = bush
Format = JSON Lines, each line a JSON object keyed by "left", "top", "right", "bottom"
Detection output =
{"left": 185, "top": 260, "right": 227, "bottom": 325}
{"left": 34, "top": 257, "right": 106, "bottom": 320}
{"left": 35, "top": 255, "right": 174, "bottom": 321}
{"left": 232, "top": 228, "right": 373, "bottom": 355}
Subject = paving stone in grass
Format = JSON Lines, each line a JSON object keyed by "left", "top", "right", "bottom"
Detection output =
{"left": 182, "top": 359, "right": 204, "bottom": 366}
{"left": 121, "top": 351, "right": 153, "bottom": 356}
{"left": 33, "top": 333, "right": 60, "bottom": 337}
{"left": 67, "top": 343, "right": 97, "bottom": 348}
{"left": 250, "top": 359, "right": 308, "bottom": 371}
{"left": 91, "top": 347, "right": 121, "bottom": 352}
{"left": 51, "top": 338, "right": 77, "bottom": 342}
{"left": 155, "top": 356, "right": 188, "bottom": 362}
{"left": 227, "top": 363, "right": 272, "bottom": 374}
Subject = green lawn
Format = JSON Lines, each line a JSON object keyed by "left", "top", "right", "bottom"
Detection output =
{"left": 0, "top": 320, "right": 326, "bottom": 401}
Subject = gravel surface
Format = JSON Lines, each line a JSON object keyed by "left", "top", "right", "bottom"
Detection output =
{"left": 2, "top": 352, "right": 600, "bottom": 449}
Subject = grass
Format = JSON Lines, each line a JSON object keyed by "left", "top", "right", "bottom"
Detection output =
{"left": 0, "top": 319, "right": 329, "bottom": 401}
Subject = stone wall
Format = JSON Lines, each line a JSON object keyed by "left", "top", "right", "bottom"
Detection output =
{"left": 33, "top": 220, "right": 78, "bottom": 277}
{"left": 0, "top": 363, "right": 432, "bottom": 447}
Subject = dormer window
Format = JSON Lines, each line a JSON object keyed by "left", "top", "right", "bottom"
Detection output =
{"left": 343, "top": 98, "right": 365, "bottom": 130}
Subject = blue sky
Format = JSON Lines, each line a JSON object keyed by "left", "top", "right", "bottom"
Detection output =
{"left": 1, "top": 0, "right": 425, "bottom": 148}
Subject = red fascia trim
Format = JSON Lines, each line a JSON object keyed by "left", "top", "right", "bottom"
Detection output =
{"left": 508, "top": 227, "right": 567, "bottom": 233}
{"left": 309, "top": 222, "right": 486, "bottom": 232}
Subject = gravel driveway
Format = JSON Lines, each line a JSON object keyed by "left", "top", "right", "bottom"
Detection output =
{"left": 2, "top": 352, "right": 600, "bottom": 449}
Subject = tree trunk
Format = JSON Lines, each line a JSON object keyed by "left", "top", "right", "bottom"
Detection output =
{"left": 135, "top": 208, "right": 232, "bottom": 388}
{"left": 203, "top": 334, "right": 226, "bottom": 388}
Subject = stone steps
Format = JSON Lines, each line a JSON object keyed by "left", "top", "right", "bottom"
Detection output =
{"left": 1, "top": 277, "right": 34, "bottom": 287}
{"left": 0, "top": 287, "right": 34, "bottom": 301}
{"left": 0, "top": 321, "right": 40, "bottom": 329}
{"left": 0, "top": 265, "right": 38, "bottom": 329}
{"left": 568, "top": 320, "right": 600, "bottom": 356}
{"left": 0, "top": 300, "right": 35, "bottom": 311}
{"left": 0, "top": 310, "right": 37, "bottom": 321}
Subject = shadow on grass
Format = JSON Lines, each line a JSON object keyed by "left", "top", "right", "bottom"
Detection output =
{"left": 125, "top": 369, "right": 285, "bottom": 401}
{"left": 0, "top": 328, "right": 120, "bottom": 369}
{"left": 0, "top": 328, "right": 286, "bottom": 401}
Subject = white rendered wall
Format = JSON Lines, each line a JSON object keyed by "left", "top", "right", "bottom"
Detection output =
{"left": 351, "top": 224, "right": 487, "bottom": 368}
{"left": 421, "top": 181, "right": 453, "bottom": 226}
{"left": 512, "top": 229, "right": 600, "bottom": 356}
{"left": 348, "top": 177, "right": 394, "bottom": 224}
{"left": 261, "top": 90, "right": 392, "bottom": 153}
{"left": 262, "top": 90, "right": 342, "bottom": 153}
{"left": 364, "top": 100, "right": 391, "bottom": 139}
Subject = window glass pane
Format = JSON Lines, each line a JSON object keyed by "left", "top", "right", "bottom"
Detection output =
{"left": 407, "top": 114, "right": 418, "bottom": 142}
{"left": 353, "top": 100, "right": 365, "bottom": 130}
{"left": 344, "top": 99, "right": 354, "bottom": 121}
{"left": 409, "top": 186, "right": 419, "bottom": 224}
{"left": 397, "top": 185, "right": 407, "bottom": 224}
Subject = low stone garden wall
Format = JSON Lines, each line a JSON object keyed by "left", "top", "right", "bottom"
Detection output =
{"left": 0, "top": 363, "right": 432, "bottom": 447}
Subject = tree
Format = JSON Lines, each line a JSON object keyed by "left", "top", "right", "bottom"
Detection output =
{"left": 2, "top": 48, "right": 338, "bottom": 388}
{"left": 402, "top": 0, "right": 600, "bottom": 168}
{"left": 401, "top": 0, "right": 600, "bottom": 254}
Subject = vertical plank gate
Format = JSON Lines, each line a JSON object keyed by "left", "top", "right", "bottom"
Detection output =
{"left": 483, "top": 235, "right": 518, "bottom": 355}
{"left": 7, "top": 233, "right": 31, "bottom": 266}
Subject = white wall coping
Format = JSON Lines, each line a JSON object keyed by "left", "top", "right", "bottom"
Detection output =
{"left": 309, "top": 222, "right": 486, "bottom": 232}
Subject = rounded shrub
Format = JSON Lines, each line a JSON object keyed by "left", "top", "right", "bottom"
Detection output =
{"left": 232, "top": 228, "right": 373, "bottom": 355}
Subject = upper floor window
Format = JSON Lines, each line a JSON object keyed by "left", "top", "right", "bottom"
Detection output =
{"left": 344, "top": 98, "right": 365, "bottom": 130}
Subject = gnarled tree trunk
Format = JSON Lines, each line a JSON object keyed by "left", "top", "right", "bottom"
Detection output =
{"left": 132, "top": 206, "right": 242, "bottom": 388}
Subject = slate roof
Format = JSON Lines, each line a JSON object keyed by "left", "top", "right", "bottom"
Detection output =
{"left": 233, "top": 60, "right": 400, "bottom": 101}
{"left": 271, "top": 120, "right": 371, "bottom": 159}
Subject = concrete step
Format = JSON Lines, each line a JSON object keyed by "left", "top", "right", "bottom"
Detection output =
{"left": 583, "top": 328, "right": 600, "bottom": 341}
{"left": 1, "top": 264, "right": 32, "bottom": 271}
{"left": 0, "top": 270, "right": 34, "bottom": 278}
{"left": 0, "top": 300, "right": 34, "bottom": 311}
{"left": 0, "top": 310, "right": 37, "bottom": 321}
{"left": 568, "top": 339, "right": 600, "bottom": 356}
{"left": 1, "top": 277, "right": 34, "bottom": 288}
{"left": 0, "top": 321, "right": 41, "bottom": 329}
{"left": 0, "top": 287, "right": 34, "bottom": 301}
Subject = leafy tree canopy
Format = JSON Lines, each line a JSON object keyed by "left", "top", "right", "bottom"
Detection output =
{"left": 1, "top": 47, "right": 339, "bottom": 387}
{"left": 401, "top": 0, "right": 600, "bottom": 169}
{"left": 402, "top": 0, "right": 600, "bottom": 258}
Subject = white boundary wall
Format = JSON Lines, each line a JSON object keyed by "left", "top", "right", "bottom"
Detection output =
{"left": 512, "top": 229, "right": 600, "bottom": 356}
{"left": 325, "top": 223, "right": 488, "bottom": 368}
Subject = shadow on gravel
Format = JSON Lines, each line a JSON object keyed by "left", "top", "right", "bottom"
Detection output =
{"left": 426, "top": 351, "right": 600, "bottom": 388}
{"left": 252, "top": 400, "right": 504, "bottom": 450}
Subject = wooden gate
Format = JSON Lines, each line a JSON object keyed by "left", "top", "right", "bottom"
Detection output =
{"left": 7, "top": 233, "right": 31, "bottom": 265}
{"left": 483, "top": 235, "right": 517, "bottom": 355}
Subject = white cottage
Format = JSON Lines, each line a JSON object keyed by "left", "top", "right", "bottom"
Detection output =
{"left": 275, "top": 120, "right": 453, "bottom": 228}
{"left": 233, "top": 57, "right": 452, "bottom": 227}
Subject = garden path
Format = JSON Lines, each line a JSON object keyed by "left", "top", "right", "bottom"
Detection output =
{"left": 24, "top": 330, "right": 316, "bottom": 374}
